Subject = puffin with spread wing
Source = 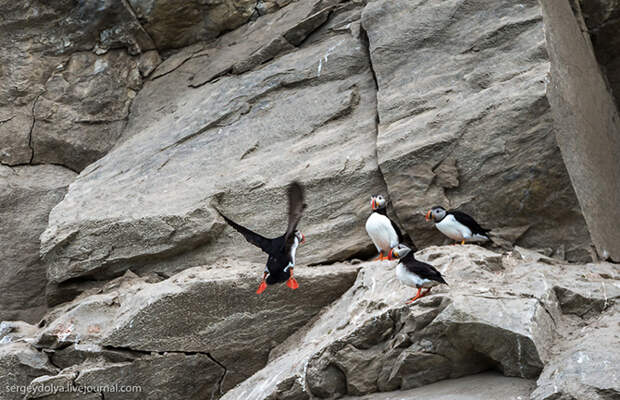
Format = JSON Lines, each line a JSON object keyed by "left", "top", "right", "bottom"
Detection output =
{"left": 218, "top": 181, "right": 306, "bottom": 294}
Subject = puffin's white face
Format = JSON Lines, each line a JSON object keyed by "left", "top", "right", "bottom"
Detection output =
{"left": 391, "top": 244, "right": 411, "bottom": 259}
{"left": 370, "top": 195, "right": 387, "bottom": 211}
{"left": 426, "top": 206, "right": 446, "bottom": 222}
{"left": 295, "top": 230, "right": 306, "bottom": 245}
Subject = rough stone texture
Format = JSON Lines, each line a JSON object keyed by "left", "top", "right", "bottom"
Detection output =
{"left": 361, "top": 0, "right": 591, "bottom": 262}
{"left": 0, "top": 165, "right": 76, "bottom": 323}
{"left": 580, "top": 0, "right": 620, "bottom": 106}
{"left": 222, "top": 245, "right": 619, "bottom": 399}
{"left": 127, "top": 0, "right": 257, "bottom": 50}
{"left": 40, "top": 0, "right": 386, "bottom": 285}
{"left": 32, "top": 50, "right": 143, "bottom": 172}
{"left": 532, "top": 304, "right": 620, "bottom": 400}
{"left": 33, "top": 262, "right": 358, "bottom": 393}
{"left": 0, "top": 0, "right": 158, "bottom": 170}
{"left": 0, "top": 342, "right": 58, "bottom": 400}
{"left": 541, "top": 0, "right": 620, "bottom": 262}
{"left": 343, "top": 372, "right": 535, "bottom": 400}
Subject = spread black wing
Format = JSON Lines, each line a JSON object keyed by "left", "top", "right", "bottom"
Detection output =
{"left": 283, "top": 181, "right": 306, "bottom": 252}
{"left": 218, "top": 212, "right": 276, "bottom": 255}
{"left": 403, "top": 253, "right": 447, "bottom": 284}
{"left": 450, "top": 210, "right": 490, "bottom": 235}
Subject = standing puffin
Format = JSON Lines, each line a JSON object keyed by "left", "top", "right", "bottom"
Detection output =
{"left": 391, "top": 244, "right": 447, "bottom": 303}
{"left": 425, "top": 206, "right": 490, "bottom": 245}
{"left": 365, "top": 195, "right": 408, "bottom": 260}
{"left": 217, "top": 181, "right": 306, "bottom": 294}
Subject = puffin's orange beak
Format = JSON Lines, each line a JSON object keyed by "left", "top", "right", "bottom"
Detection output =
{"left": 425, "top": 210, "right": 432, "bottom": 221}
{"left": 371, "top": 198, "right": 376, "bottom": 210}
{"left": 301, "top": 233, "right": 306, "bottom": 244}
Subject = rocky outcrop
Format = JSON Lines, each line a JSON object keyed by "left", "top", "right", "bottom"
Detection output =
{"left": 0, "top": 0, "right": 157, "bottom": 170}
{"left": 541, "top": 0, "right": 620, "bottom": 262}
{"left": 0, "top": 342, "right": 58, "bottom": 400}
{"left": 222, "top": 245, "right": 619, "bottom": 399}
{"left": 362, "top": 0, "right": 591, "bottom": 261}
{"left": 40, "top": 0, "right": 595, "bottom": 295}
{"left": 24, "top": 262, "right": 358, "bottom": 397}
{"left": 0, "top": 165, "right": 76, "bottom": 323}
{"left": 533, "top": 304, "right": 620, "bottom": 400}
{"left": 40, "top": 0, "right": 386, "bottom": 286}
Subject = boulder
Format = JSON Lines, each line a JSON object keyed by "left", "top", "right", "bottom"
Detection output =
{"left": 532, "top": 304, "right": 620, "bottom": 400}
{"left": 221, "top": 245, "right": 619, "bottom": 399}
{"left": 361, "top": 0, "right": 592, "bottom": 262}
{"left": 0, "top": 165, "right": 76, "bottom": 323}
{"left": 541, "top": 0, "right": 620, "bottom": 262}
{"left": 0, "top": 342, "right": 58, "bottom": 400}
{"left": 40, "top": 0, "right": 385, "bottom": 285}
{"left": 34, "top": 262, "right": 358, "bottom": 393}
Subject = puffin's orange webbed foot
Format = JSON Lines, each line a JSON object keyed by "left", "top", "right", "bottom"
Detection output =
{"left": 287, "top": 277, "right": 299, "bottom": 290}
{"left": 406, "top": 288, "right": 423, "bottom": 304}
{"left": 461, "top": 240, "right": 465, "bottom": 245}
{"left": 256, "top": 280, "right": 267, "bottom": 294}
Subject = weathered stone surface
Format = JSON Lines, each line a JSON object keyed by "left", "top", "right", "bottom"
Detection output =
{"left": 32, "top": 50, "right": 142, "bottom": 172}
{"left": 41, "top": 2, "right": 385, "bottom": 284}
{"left": 76, "top": 353, "right": 224, "bottom": 400}
{"left": 343, "top": 372, "right": 535, "bottom": 400}
{"left": 361, "top": 0, "right": 591, "bottom": 262}
{"left": 35, "top": 262, "right": 358, "bottom": 392}
{"left": 127, "top": 0, "right": 257, "bottom": 50}
{"left": 0, "top": 165, "right": 76, "bottom": 323}
{"left": 0, "top": 1, "right": 157, "bottom": 170}
{"left": 222, "top": 245, "right": 619, "bottom": 399}
{"left": 581, "top": 0, "right": 620, "bottom": 105}
{"left": 0, "top": 342, "right": 58, "bottom": 400}
{"left": 532, "top": 304, "right": 620, "bottom": 400}
{"left": 541, "top": 0, "right": 620, "bottom": 262}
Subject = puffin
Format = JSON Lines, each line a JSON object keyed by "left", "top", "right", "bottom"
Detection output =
{"left": 217, "top": 181, "right": 306, "bottom": 294}
{"left": 365, "top": 194, "right": 409, "bottom": 260}
{"left": 391, "top": 244, "right": 447, "bottom": 303}
{"left": 425, "top": 206, "right": 490, "bottom": 245}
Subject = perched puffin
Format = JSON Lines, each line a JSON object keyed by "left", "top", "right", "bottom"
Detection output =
{"left": 365, "top": 194, "right": 409, "bottom": 260}
{"left": 217, "top": 181, "right": 306, "bottom": 294}
{"left": 425, "top": 206, "right": 490, "bottom": 245}
{"left": 391, "top": 244, "right": 447, "bottom": 303}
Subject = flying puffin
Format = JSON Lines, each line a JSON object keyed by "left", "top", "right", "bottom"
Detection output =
{"left": 365, "top": 194, "right": 410, "bottom": 260}
{"left": 425, "top": 206, "right": 490, "bottom": 245}
{"left": 391, "top": 244, "right": 447, "bottom": 303}
{"left": 217, "top": 181, "right": 306, "bottom": 294}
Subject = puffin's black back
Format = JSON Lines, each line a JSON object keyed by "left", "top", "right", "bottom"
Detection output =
{"left": 401, "top": 252, "right": 447, "bottom": 284}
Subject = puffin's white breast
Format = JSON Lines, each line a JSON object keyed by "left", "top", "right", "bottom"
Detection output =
{"left": 365, "top": 213, "right": 399, "bottom": 252}
{"left": 435, "top": 214, "right": 471, "bottom": 241}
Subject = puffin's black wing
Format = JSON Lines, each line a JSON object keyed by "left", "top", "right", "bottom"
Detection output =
{"left": 219, "top": 213, "right": 275, "bottom": 255}
{"left": 403, "top": 253, "right": 447, "bottom": 284}
{"left": 375, "top": 208, "right": 416, "bottom": 250}
{"left": 449, "top": 210, "right": 490, "bottom": 235}
{"left": 283, "top": 181, "right": 306, "bottom": 251}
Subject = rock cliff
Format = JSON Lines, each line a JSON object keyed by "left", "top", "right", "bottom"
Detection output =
{"left": 0, "top": 0, "right": 619, "bottom": 399}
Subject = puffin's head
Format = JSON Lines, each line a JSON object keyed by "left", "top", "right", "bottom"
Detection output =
{"left": 370, "top": 194, "right": 387, "bottom": 211}
{"left": 294, "top": 230, "right": 306, "bottom": 245}
{"left": 390, "top": 243, "right": 412, "bottom": 259}
{"left": 426, "top": 206, "right": 446, "bottom": 222}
